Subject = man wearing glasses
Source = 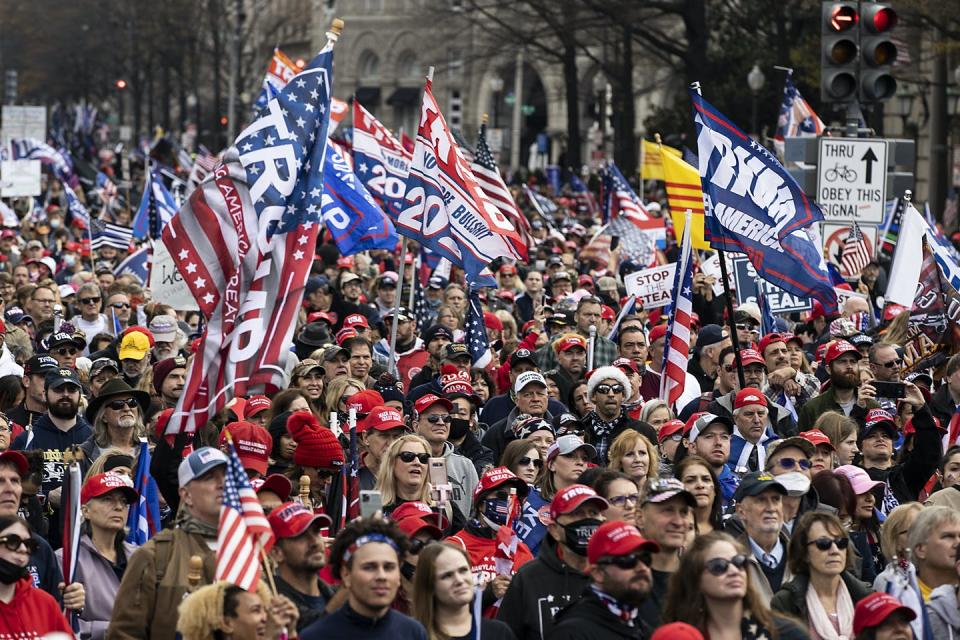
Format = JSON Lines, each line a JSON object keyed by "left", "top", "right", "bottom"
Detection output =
{"left": 26, "top": 284, "right": 56, "bottom": 324}
{"left": 552, "top": 520, "right": 660, "bottom": 640}
{"left": 105, "top": 290, "right": 132, "bottom": 328}
{"left": 413, "top": 393, "right": 477, "bottom": 519}
{"left": 72, "top": 283, "right": 107, "bottom": 354}
{"left": 499, "top": 484, "right": 609, "bottom": 640}
{"left": 582, "top": 365, "right": 653, "bottom": 465}
{"left": 45, "top": 332, "right": 85, "bottom": 369}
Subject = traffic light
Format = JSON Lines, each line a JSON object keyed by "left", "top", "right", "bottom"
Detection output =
{"left": 859, "top": 3, "right": 898, "bottom": 101}
{"left": 820, "top": 2, "right": 859, "bottom": 103}
{"left": 115, "top": 79, "right": 127, "bottom": 90}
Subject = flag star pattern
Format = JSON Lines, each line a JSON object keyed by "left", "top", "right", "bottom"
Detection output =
{"left": 465, "top": 289, "right": 492, "bottom": 368}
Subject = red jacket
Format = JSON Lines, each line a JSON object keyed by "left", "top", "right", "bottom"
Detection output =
{"left": 447, "top": 527, "right": 534, "bottom": 617}
{"left": 0, "top": 577, "right": 72, "bottom": 638}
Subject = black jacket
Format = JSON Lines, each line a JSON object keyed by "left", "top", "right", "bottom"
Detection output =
{"left": 771, "top": 571, "right": 873, "bottom": 620}
{"left": 497, "top": 535, "right": 590, "bottom": 640}
{"left": 274, "top": 573, "right": 335, "bottom": 632}
{"left": 551, "top": 587, "right": 651, "bottom": 640}
{"left": 928, "top": 384, "right": 956, "bottom": 429}
{"left": 865, "top": 403, "right": 942, "bottom": 505}
{"left": 454, "top": 430, "right": 495, "bottom": 476}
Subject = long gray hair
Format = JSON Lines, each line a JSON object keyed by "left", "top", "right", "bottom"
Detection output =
{"left": 92, "top": 402, "right": 145, "bottom": 449}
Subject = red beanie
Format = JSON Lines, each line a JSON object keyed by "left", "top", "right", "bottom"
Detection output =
{"left": 287, "top": 411, "right": 345, "bottom": 470}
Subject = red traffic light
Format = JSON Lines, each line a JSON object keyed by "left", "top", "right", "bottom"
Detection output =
{"left": 829, "top": 4, "right": 858, "bottom": 31}
{"left": 219, "top": 116, "right": 228, "bottom": 126}
{"left": 115, "top": 79, "right": 127, "bottom": 90}
{"left": 864, "top": 6, "right": 897, "bottom": 33}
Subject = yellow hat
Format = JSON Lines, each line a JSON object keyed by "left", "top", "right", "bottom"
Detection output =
{"left": 118, "top": 332, "right": 150, "bottom": 361}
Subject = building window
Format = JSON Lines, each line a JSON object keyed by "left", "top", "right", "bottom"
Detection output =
{"left": 448, "top": 48, "right": 463, "bottom": 82}
{"left": 358, "top": 50, "right": 380, "bottom": 80}
{"left": 397, "top": 50, "right": 419, "bottom": 80}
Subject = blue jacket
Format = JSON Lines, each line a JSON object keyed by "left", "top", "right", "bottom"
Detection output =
{"left": 12, "top": 413, "right": 93, "bottom": 497}
{"left": 727, "top": 425, "right": 778, "bottom": 476}
{"left": 300, "top": 602, "right": 427, "bottom": 640}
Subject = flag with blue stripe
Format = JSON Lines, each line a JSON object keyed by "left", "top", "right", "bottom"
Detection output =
{"left": 114, "top": 245, "right": 151, "bottom": 283}
{"left": 690, "top": 88, "right": 837, "bottom": 314}
{"left": 322, "top": 141, "right": 398, "bottom": 255}
{"left": 64, "top": 184, "right": 90, "bottom": 229}
{"left": 91, "top": 219, "right": 133, "bottom": 250}
{"left": 133, "top": 171, "right": 177, "bottom": 240}
{"left": 126, "top": 439, "right": 162, "bottom": 545}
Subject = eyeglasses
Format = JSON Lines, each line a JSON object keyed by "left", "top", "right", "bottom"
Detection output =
{"left": 872, "top": 359, "right": 902, "bottom": 369}
{"left": 107, "top": 398, "right": 140, "bottom": 411}
{"left": 606, "top": 493, "right": 640, "bottom": 507}
{"left": 664, "top": 433, "right": 683, "bottom": 443}
{"left": 110, "top": 302, "right": 131, "bottom": 309}
{"left": 736, "top": 323, "right": 759, "bottom": 333}
{"left": 594, "top": 384, "right": 625, "bottom": 395}
{"left": 704, "top": 554, "right": 748, "bottom": 576}
{"left": 32, "top": 298, "right": 54, "bottom": 305}
{"left": 425, "top": 414, "right": 451, "bottom": 424}
{"left": 398, "top": 451, "right": 430, "bottom": 464}
{"left": 409, "top": 538, "right": 431, "bottom": 555}
{"left": 0, "top": 534, "right": 38, "bottom": 554}
{"left": 808, "top": 537, "right": 850, "bottom": 551}
{"left": 55, "top": 347, "right": 78, "bottom": 357}
{"left": 722, "top": 364, "right": 737, "bottom": 373}
{"left": 597, "top": 552, "right": 652, "bottom": 570}
{"left": 775, "top": 457, "right": 811, "bottom": 471}
{"left": 79, "top": 297, "right": 101, "bottom": 305}
{"left": 517, "top": 457, "right": 543, "bottom": 468}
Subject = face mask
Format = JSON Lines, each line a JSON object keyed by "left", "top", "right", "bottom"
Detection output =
{"left": 449, "top": 418, "right": 470, "bottom": 440}
{"left": 0, "top": 557, "right": 28, "bottom": 585}
{"left": 63, "top": 254, "right": 76, "bottom": 268}
{"left": 400, "top": 561, "right": 416, "bottom": 581}
{"left": 562, "top": 518, "right": 603, "bottom": 556}
{"left": 481, "top": 498, "right": 511, "bottom": 528}
{"left": 49, "top": 219, "right": 61, "bottom": 229}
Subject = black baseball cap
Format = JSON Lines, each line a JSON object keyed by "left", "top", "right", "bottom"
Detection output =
{"left": 509, "top": 349, "right": 537, "bottom": 368}
{"left": 45, "top": 367, "right": 82, "bottom": 390}
{"left": 24, "top": 355, "right": 59, "bottom": 376}
{"left": 90, "top": 358, "right": 120, "bottom": 378}
{"left": 443, "top": 343, "right": 471, "bottom": 361}
{"left": 733, "top": 472, "right": 787, "bottom": 502}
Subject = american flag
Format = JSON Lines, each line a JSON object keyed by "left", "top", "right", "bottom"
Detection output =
{"left": 773, "top": 71, "right": 825, "bottom": 161}
{"left": 841, "top": 222, "right": 871, "bottom": 277}
{"left": 341, "top": 411, "right": 361, "bottom": 529}
{"left": 64, "top": 183, "right": 90, "bottom": 229}
{"left": 10, "top": 138, "right": 79, "bottom": 188}
{"left": 187, "top": 146, "right": 219, "bottom": 194}
{"left": 217, "top": 441, "right": 275, "bottom": 590}
{"left": 570, "top": 173, "right": 599, "bottom": 217}
{"left": 465, "top": 288, "right": 492, "bottom": 368}
{"left": 126, "top": 438, "right": 161, "bottom": 545}
{"left": 601, "top": 162, "right": 651, "bottom": 225}
{"left": 162, "top": 31, "right": 338, "bottom": 435}
{"left": 660, "top": 213, "right": 694, "bottom": 407}
{"left": 96, "top": 171, "right": 118, "bottom": 199}
{"left": 413, "top": 271, "right": 432, "bottom": 334}
{"left": 472, "top": 122, "right": 531, "bottom": 260}
{"left": 90, "top": 219, "right": 133, "bottom": 251}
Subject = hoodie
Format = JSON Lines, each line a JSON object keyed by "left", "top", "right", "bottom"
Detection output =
{"left": 440, "top": 442, "right": 480, "bottom": 519}
{"left": 0, "top": 577, "right": 73, "bottom": 638}
{"left": 497, "top": 534, "right": 590, "bottom": 640}
{"left": 11, "top": 413, "right": 93, "bottom": 498}
{"left": 929, "top": 584, "right": 960, "bottom": 640}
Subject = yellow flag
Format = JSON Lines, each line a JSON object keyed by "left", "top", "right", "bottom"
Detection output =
{"left": 640, "top": 139, "right": 680, "bottom": 180}
{"left": 661, "top": 148, "right": 710, "bottom": 250}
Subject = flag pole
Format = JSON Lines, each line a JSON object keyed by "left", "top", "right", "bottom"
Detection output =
{"left": 690, "top": 80, "right": 745, "bottom": 388}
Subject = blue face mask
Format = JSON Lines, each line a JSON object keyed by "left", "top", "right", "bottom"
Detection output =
{"left": 481, "top": 498, "right": 511, "bottom": 527}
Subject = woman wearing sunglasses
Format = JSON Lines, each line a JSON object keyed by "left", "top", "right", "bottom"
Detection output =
{"left": 675, "top": 455, "right": 722, "bottom": 535}
{"left": 80, "top": 379, "right": 151, "bottom": 468}
{"left": 771, "top": 512, "right": 874, "bottom": 640}
{"left": 588, "top": 469, "right": 641, "bottom": 525}
{"left": 0, "top": 515, "right": 73, "bottom": 637}
{"left": 663, "top": 531, "right": 806, "bottom": 640}
{"left": 835, "top": 465, "right": 887, "bottom": 581}
{"left": 500, "top": 440, "right": 543, "bottom": 486}
{"left": 376, "top": 434, "right": 464, "bottom": 534}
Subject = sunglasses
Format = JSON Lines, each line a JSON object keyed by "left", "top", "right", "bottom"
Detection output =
{"left": 111, "top": 302, "right": 131, "bottom": 309}
{"left": 595, "top": 384, "right": 625, "bottom": 395}
{"left": 425, "top": 414, "right": 451, "bottom": 424}
{"left": 107, "top": 398, "right": 139, "bottom": 411}
{"left": 0, "top": 534, "right": 38, "bottom": 554}
{"left": 55, "top": 347, "right": 78, "bottom": 357}
{"left": 735, "top": 323, "right": 759, "bottom": 332}
{"left": 398, "top": 451, "right": 430, "bottom": 464}
{"left": 79, "top": 297, "right": 101, "bottom": 305}
{"left": 518, "top": 457, "right": 543, "bottom": 468}
{"left": 872, "top": 359, "right": 902, "bottom": 369}
{"left": 808, "top": 536, "right": 850, "bottom": 551}
{"left": 607, "top": 493, "right": 640, "bottom": 507}
{"left": 775, "top": 457, "right": 811, "bottom": 471}
{"left": 598, "top": 552, "right": 652, "bottom": 570}
{"left": 704, "top": 554, "right": 748, "bottom": 576}
{"left": 409, "top": 538, "right": 431, "bottom": 554}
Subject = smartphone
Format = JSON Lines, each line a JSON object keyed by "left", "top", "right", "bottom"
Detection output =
{"left": 360, "top": 490, "right": 383, "bottom": 519}
{"left": 610, "top": 235, "right": 620, "bottom": 251}
{"left": 429, "top": 457, "right": 448, "bottom": 486}
{"left": 872, "top": 381, "right": 906, "bottom": 399}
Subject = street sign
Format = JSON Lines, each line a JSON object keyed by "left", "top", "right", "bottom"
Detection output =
{"left": 822, "top": 222, "right": 878, "bottom": 278}
{"left": 817, "top": 137, "right": 888, "bottom": 223}
{"left": 731, "top": 257, "right": 812, "bottom": 314}
{"left": 623, "top": 263, "right": 676, "bottom": 309}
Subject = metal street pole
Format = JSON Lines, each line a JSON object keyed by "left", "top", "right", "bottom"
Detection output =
{"left": 510, "top": 49, "right": 524, "bottom": 172}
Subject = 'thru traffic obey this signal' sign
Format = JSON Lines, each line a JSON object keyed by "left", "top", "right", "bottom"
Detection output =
{"left": 817, "top": 137, "right": 888, "bottom": 223}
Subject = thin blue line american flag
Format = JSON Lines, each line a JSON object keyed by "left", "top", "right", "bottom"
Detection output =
{"left": 841, "top": 222, "right": 870, "bottom": 277}
{"left": 217, "top": 441, "right": 275, "bottom": 590}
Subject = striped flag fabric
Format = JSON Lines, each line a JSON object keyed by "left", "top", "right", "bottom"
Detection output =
{"left": 64, "top": 183, "right": 90, "bottom": 229}
{"left": 253, "top": 48, "right": 298, "bottom": 114}
{"left": 126, "top": 438, "right": 162, "bottom": 545}
{"left": 841, "top": 223, "right": 871, "bottom": 277}
{"left": 217, "top": 440, "right": 275, "bottom": 590}
{"left": 471, "top": 122, "right": 530, "bottom": 260}
{"left": 773, "top": 71, "right": 825, "bottom": 161}
{"left": 660, "top": 213, "right": 694, "bottom": 407}
{"left": 61, "top": 460, "right": 82, "bottom": 585}
{"left": 601, "top": 162, "right": 652, "bottom": 226}
{"left": 351, "top": 101, "right": 411, "bottom": 221}
{"left": 465, "top": 289, "right": 492, "bottom": 368}
{"left": 161, "top": 31, "right": 338, "bottom": 435}
{"left": 10, "top": 138, "right": 79, "bottom": 188}
{"left": 640, "top": 138, "right": 681, "bottom": 180}
{"left": 90, "top": 219, "right": 133, "bottom": 251}
{"left": 661, "top": 145, "right": 710, "bottom": 250}
{"left": 133, "top": 170, "right": 178, "bottom": 240}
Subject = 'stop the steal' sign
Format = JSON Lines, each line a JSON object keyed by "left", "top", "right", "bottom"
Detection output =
{"left": 624, "top": 263, "right": 676, "bottom": 309}
{"left": 731, "top": 257, "right": 812, "bottom": 314}
{"left": 817, "top": 138, "right": 888, "bottom": 224}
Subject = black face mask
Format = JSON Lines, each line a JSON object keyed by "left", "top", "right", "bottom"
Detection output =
{"left": 0, "top": 557, "right": 28, "bottom": 585}
{"left": 401, "top": 561, "right": 416, "bottom": 581}
{"left": 449, "top": 418, "right": 471, "bottom": 440}
{"left": 563, "top": 518, "right": 603, "bottom": 556}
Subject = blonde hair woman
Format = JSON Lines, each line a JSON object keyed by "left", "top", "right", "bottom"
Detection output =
{"left": 608, "top": 430, "right": 659, "bottom": 488}
{"left": 177, "top": 581, "right": 298, "bottom": 640}
{"left": 319, "top": 376, "right": 365, "bottom": 427}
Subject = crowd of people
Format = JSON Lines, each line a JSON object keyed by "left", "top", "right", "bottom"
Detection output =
{"left": 0, "top": 155, "right": 958, "bottom": 640}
